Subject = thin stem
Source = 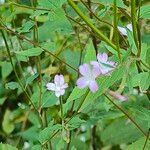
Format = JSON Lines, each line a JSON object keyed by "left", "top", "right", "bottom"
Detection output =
{"left": 0, "top": 21, "right": 78, "bottom": 73}
{"left": 59, "top": 96, "right": 64, "bottom": 121}
{"left": 80, "top": 0, "right": 114, "bottom": 28}
{"left": 104, "top": 94, "right": 149, "bottom": 140}
{"left": 10, "top": 2, "right": 52, "bottom": 12}
{"left": 67, "top": 0, "right": 117, "bottom": 51}
{"left": 0, "top": 30, "right": 43, "bottom": 125}
{"left": 131, "top": 0, "right": 139, "bottom": 49}
{"left": 42, "top": 89, "right": 90, "bottom": 146}
{"left": 143, "top": 128, "right": 150, "bottom": 150}
{"left": 87, "top": 0, "right": 98, "bottom": 55}
{"left": 113, "top": 0, "right": 121, "bottom": 61}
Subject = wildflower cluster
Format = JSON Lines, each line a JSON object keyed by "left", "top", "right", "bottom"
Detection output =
{"left": 46, "top": 53, "right": 116, "bottom": 97}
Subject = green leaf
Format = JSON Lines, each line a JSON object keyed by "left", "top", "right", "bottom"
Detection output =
{"left": 17, "top": 21, "right": 34, "bottom": 33}
{"left": 15, "top": 48, "right": 43, "bottom": 57}
{"left": 127, "top": 30, "right": 137, "bottom": 55}
{"left": 1, "top": 61, "right": 13, "bottom": 79}
{"left": 31, "top": 145, "right": 42, "bottom": 150}
{"left": 68, "top": 117, "right": 86, "bottom": 130}
{"left": 67, "top": 87, "right": 87, "bottom": 103}
{"left": 5, "top": 82, "right": 19, "bottom": 90}
{"left": 84, "top": 41, "right": 96, "bottom": 63}
{"left": 38, "top": 0, "right": 66, "bottom": 9}
{"left": 0, "top": 143, "right": 18, "bottom": 150}
{"left": 39, "top": 124, "right": 62, "bottom": 143}
{"left": 0, "top": 97, "right": 7, "bottom": 105}
{"left": 131, "top": 72, "right": 150, "bottom": 91}
{"left": 101, "top": 118, "right": 148, "bottom": 145}
{"left": 97, "top": 0, "right": 125, "bottom": 8}
{"left": 140, "top": 5, "right": 150, "bottom": 19}
{"left": 2, "top": 109, "right": 15, "bottom": 134}
{"left": 26, "top": 73, "right": 39, "bottom": 85}
{"left": 126, "top": 137, "right": 150, "bottom": 150}
{"left": 42, "top": 92, "right": 58, "bottom": 108}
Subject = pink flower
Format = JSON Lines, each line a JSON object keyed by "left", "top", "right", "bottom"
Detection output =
{"left": 76, "top": 64, "right": 100, "bottom": 93}
{"left": 46, "top": 74, "right": 68, "bottom": 97}
{"left": 108, "top": 90, "right": 127, "bottom": 102}
{"left": 91, "top": 53, "right": 116, "bottom": 75}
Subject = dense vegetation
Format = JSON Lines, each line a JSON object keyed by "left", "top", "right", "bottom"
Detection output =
{"left": 0, "top": 0, "right": 150, "bottom": 149}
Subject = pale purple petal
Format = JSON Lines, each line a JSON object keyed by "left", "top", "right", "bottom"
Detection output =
{"left": 92, "top": 66, "right": 101, "bottom": 78}
{"left": 90, "top": 61, "right": 99, "bottom": 68}
{"left": 118, "top": 26, "right": 127, "bottom": 36}
{"left": 107, "top": 61, "right": 116, "bottom": 67}
{"left": 61, "top": 83, "right": 68, "bottom": 89}
{"left": 46, "top": 83, "right": 56, "bottom": 91}
{"left": 79, "top": 64, "right": 90, "bottom": 76}
{"left": 55, "top": 91, "right": 61, "bottom": 97}
{"left": 97, "top": 53, "right": 108, "bottom": 63}
{"left": 54, "top": 74, "right": 64, "bottom": 85}
{"left": 60, "top": 89, "right": 65, "bottom": 95}
{"left": 89, "top": 80, "right": 98, "bottom": 93}
{"left": 76, "top": 77, "right": 88, "bottom": 89}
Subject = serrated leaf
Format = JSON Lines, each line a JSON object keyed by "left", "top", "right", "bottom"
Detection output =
{"left": 68, "top": 117, "right": 86, "bottom": 130}
{"left": 140, "top": 5, "right": 150, "bottom": 19}
{"left": 132, "top": 72, "right": 150, "bottom": 91}
{"left": 39, "top": 124, "right": 62, "bottom": 143}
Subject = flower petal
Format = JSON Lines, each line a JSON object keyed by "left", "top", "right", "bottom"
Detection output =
{"left": 55, "top": 91, "right": 61, "bottom": 97}
{"left": 76, "top": 77, "right": 88, "bottom": 89}
{"left": 79, "top": 64, "right": 90, "bottom": 76}
{"left": 61, "top": 83, "right": 68, "bottom": 89}
{"left": 60, "top": 89, "right": 65, "bottom": 96}
{"left": 89, "top": 80, "right": 98, "bottom": 93}
{"left": 92, "top": 66, "right": 101, "bottom": 78}
{"left": 117, "top": 26, "right": 127, "bottom": 36}
{"left": 46, "top": 83, "right": 56, "bottom": 91}
{"left": 54, "top": 74, "right": 64, "bottom": 86}
{"left": 97, "top": 53, "right": 108, "bottom": 63}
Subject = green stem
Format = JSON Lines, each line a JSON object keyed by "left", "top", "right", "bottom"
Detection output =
{"left": 113, "top": 0, "right": 121, "bottom": 61}
{"left": 143, "top": 128, "right": 150, "bottom": 150}
{"left": 67, "top": 0, "right": 117, "bottom": 51}
{"left": 0, "top": 30, "right": 42, "bottom": 125}
{"left": 59, "top": 96, "right": 64, "bottom": 121}
{"left": 0, "top": 21, "right": 78, "bottom": 73}
{"left": 104, "top": 94, "right": 149, "bottom": 140}
{"left": 131, "top": 0, "right": 139, "bottom": 50}
{"left": 42, "top": 89, "right": 90, "bottom": 146}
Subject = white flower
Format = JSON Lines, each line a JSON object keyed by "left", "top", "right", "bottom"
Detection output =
{"left": 117, "top": 23, "right": 133, "bottom": 36}
{"left": 46, "top": 74, "right": 68, "bottom": 97}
